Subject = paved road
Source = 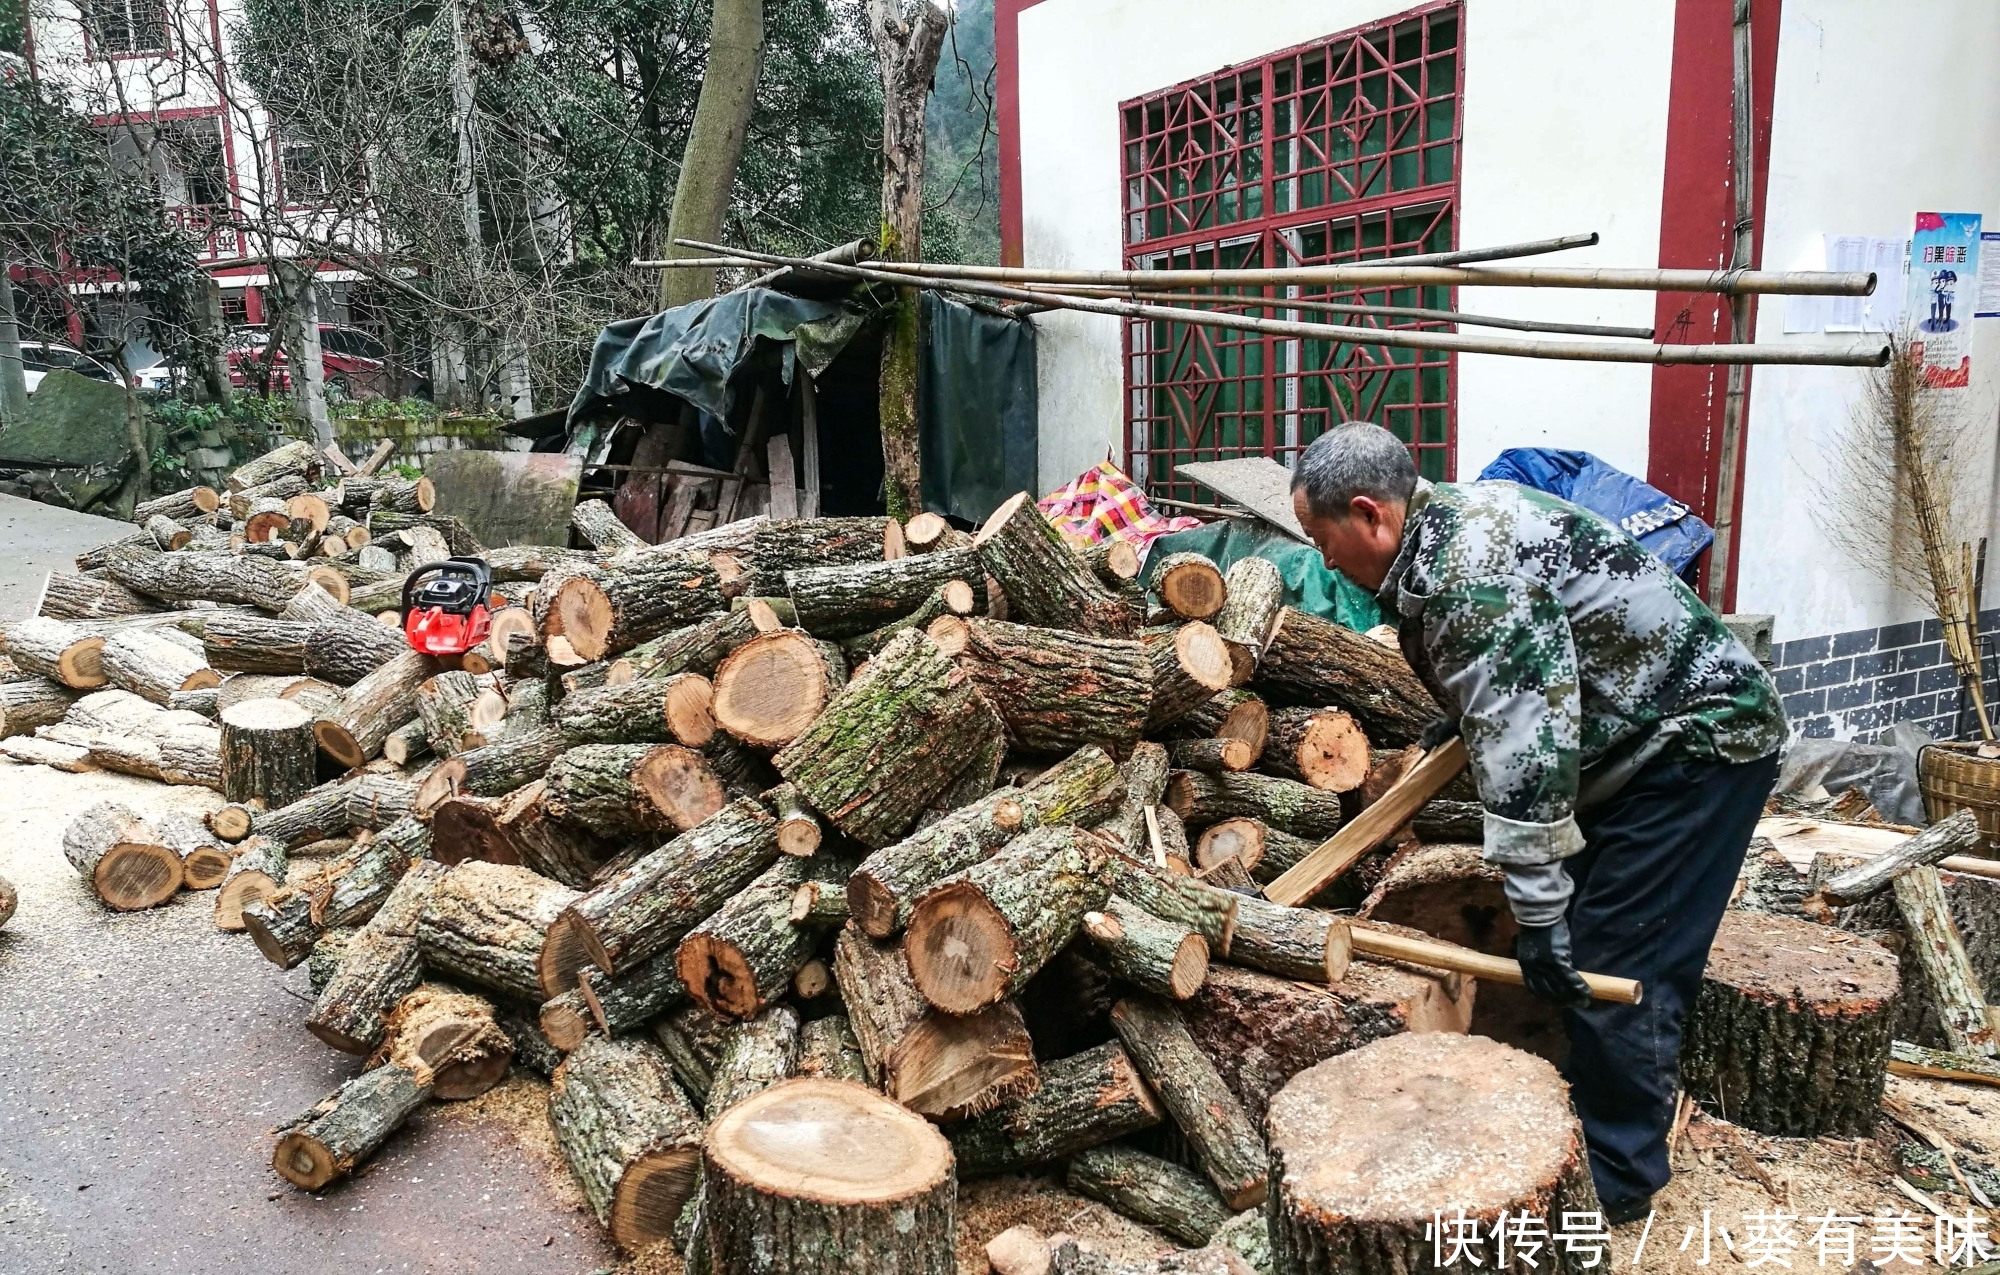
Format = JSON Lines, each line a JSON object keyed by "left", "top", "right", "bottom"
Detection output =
{"left": 0, "top": 494, "right": 132, "bottom": 621}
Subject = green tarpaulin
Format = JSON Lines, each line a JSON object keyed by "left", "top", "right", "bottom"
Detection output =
{"left": 918, "top": 291, "right": 1036, "bottom": 526}
{"left": 1143, "top": 518, "right": 1386, "bottom": 632}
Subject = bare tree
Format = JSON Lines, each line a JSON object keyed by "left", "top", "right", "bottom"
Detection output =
{"left": 661, "top": 0, "right": 765, "bottom": 310}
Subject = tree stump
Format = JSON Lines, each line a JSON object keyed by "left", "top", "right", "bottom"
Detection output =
{"left": 63, "top": 801, "right": 179, "bottom": 911}
{"left": 273, "top": 1063, "right": 430, "bottom": 1191}
{"left": 220, "top": 698, "right": 317, "bottom": 808}
{"left": 549, "top": 1034, "right": 704, "bottom": 1253}
{"left": 1267, "top": 1033, "right": 1596, "bottom": 1275}
{"left": 702, "top": 1077, "right": 956, "bottom": 1275}
{"left": 1680, "top": 910, "right": 1899, "bottom": 1136}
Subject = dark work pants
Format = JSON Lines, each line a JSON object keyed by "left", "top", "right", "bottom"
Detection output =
{"left": 1561, "top": 750, "right": 1781, "bottom": 1208}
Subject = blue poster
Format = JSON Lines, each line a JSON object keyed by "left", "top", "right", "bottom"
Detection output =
{"left": 1907, "top": 211, "right": 1982, "bottom": 388}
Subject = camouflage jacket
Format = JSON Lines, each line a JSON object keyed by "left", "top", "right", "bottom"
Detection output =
{"left": 1379, "top": 479, "right": 1784, "bottom": 867}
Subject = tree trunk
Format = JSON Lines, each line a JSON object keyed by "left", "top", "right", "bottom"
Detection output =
{"left": 830, "top": 921, "right": 1038, "bottom": 1120}
{"left": 773, "top": 628, "right": 1006, "bottom": 848}
{"left": 542, "top": 741, "right": 726, "bottom": 840}
{"left": 63, "top": 800, "right": 179, "bottom": 911}
{"left": 1109, "top": 995, "right": 1266, "bottom": 1210}
{"left": 219, "top": 697, "right": 317, "bottom": 807}
{"left": 658, "top": 0, "right": 765, "bottom": 308}
{"left": 556, "top": 672, "right": 716, "bottom": 748}
{"left": 0, "top": 675, "right": 78, "bottom": 736}
{"left": 1252, "top": 608, "right": 1437, "bottom": 747}
{"left": 1084, "top": 896, "right": 1209, "bottom": 1000}
{"left": 783, "top": 547, "right": 981, "bottom": 639}
{"left": 6, "top": 616, "right": 107, "bottom": 688}
{"left": 37, "top": 570, "right": 166, "bottom": 621}
{"left": 948, "top": 1041, "right": 1163, "bottom": 1176}
{"left": 1266, "top": 1033, "right": 1597, "bottom": 1275}
{"left": 374, "top": 984, "right": 513, "bottom": 1100}
{"left": 547, "top": 551, "right": 724, "bottom": 661}
{"left": 315, "top": 651, "right": 438, "bottom": 767}
{"left": 906, "top": 825, "right": 1111, "bottom": 1014}
{"left": 973, "top": 493, "right": 1134, "bottom": 637}
{"left": 549, "top": 1034, "right": 704, "bottom": 1253}
{"left": 416, "top": 861, "right": 579, "bottom": 1003}
{"left": 847, "top": 744, "right": 1124, "bottom": 938}
{"left": 272, "top": 1063, "right": 430, "bottom": 1191}
{"left": 711, "top": 632, "right": 844, "bottom": 747}
{"left": 1144, "top": 622, "right": 1234, "bottom": 733}
{"left": 1166, "top": 769, "right": 1345, "bottom": 839}
{"left": 559, "top": 795, "right": 780, "bottom": 976}
{"left": 955, "top": 620, "right": 1152, "bottom": 755}
{"left": 1066, "top": 1144, "right": 1231, "bottom": 1247}
{"left": 702, "top": 1078, "right": 956, "bottom": 1275}
{"left": 1151, "top": 553, "right": 1227, "bottom": 621}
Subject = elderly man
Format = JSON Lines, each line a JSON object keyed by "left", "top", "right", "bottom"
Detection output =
{"left": 1289, "top": 422, "right": 1784, "bottom": 1221}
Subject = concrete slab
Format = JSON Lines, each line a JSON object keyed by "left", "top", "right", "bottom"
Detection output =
{"left": 0, "top": 763, "right": 623, "bottom": 1274}
{"left": 0, "top": 493, "right": 132, "bottom": 621}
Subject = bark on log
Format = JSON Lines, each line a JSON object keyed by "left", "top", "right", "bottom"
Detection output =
{"left": 1151, "top": 552, "right": 1228, "bottom": 622}
{"left": 542, "top": 742, "right": 726, "bottom": 840}
{"left": 830, "top": 921, "right": 1038, "bottom": 1120}
{"left": 840, "top": 579, "right": 978, "bottom": 660}
{"left": 701, "top": 1078, "right": 956, "bottom": 1275}
{"left": 785, "top": 547, "right": 984, "bottom": 640}
{"left": 1252, "top": 608, "right": 1437, "bottom": 747}
{"left": 314, "top": 816, "right": 433, "bottom": 930}
{"left": 550, "top": 550, "right": 724, "bottom": 661}
{"left": 1084, "top": 896, "right": 1210, "bottom": 999}
{"left": 1167, "top": 737, "right": 1254, "bottom": 774}
{"left": 1105, "top": 848, "right": 1240, "bottom": 957}
{"left": 301, "top": 603, "right": 407, "bottom": 685}
{"left": 316, "top": 651, "right": 437, "bottom": 767}
{"left": 306, "top": 860, "right": 446, "bottom": 1053}
{"left": 1066, "top": 1144, "right": 1231, "bottom": 1247}
{"left": 244, "top": 888, "right": 322, "bottom": 968}
{"left": 157, "top": 812, "right": 232, "bottom": 888}
{"left": 416, "top": 669, "right": 486, "bottom": 756}
{"left": 974, "top": 493, "right": 1135, "bottom": 638}
{"left": 906, "top": 825, "right": 1112, "bottom": 1014}
{"left": 306, "top": 926, "right": 356, "bottom": 997}
{"left": 558, "top": 796, "right": 781, "bottom": 977}
{"left": 101, "top": 541, "right": 309, "bottom": 611}
{"left": 580, "top": 949, "right": 688, "bottom": 1040}
{"left": 741, "top": 517, "right": 895, "bottom": 595}
{"left": 572, "top": 499, "right": 647, "bottom": 552}
{"left": 199, "top": 613, "right": 313, "bottom": 674}
{"left": 797, "top": 1015, "right": 870, "bottom": 1085}
{"left": 250, "top": 775, "right": 355, "bottom": 849}
{"left": 711, "top": 631, "right": 844, "bottom": 747}
{"left": 674, "top": 856, "right": 823, "bottom": 1020}
{"left": 1887, "top": 1040, "right": 2000, "bottom": 1087}
{"left": 0, "top": 674, "right": 77, "bottom": 736}
{"left": 652, "top": 1002, "right": 735, "bottom": 1105}
{"left": 1809, "top": 811, "right": 1983, "bottom": 908}
{"left": 773, "top": 628, "right": 1006, "bottom": 849}
{"left": 1143, "top": 623, "right": 1234, "bottom": 734}
{"left": 345, "top": 773, "right": 417, "bottom": 830}
{"left": 1194, "top": 819, "right": 1313, "bottom": 885}
{"left": 618, "top": 610, "right": 761, "bottom": 681}
{"left": 416, "top": 861, "right": 579, "bottom": 1003}
{"left": 1266, "top": 1033, "right": 1597, "bottom": 1275}
{"left": 1679, "top": 910, "right": 1898, "bottom": 1136}
{"left": 1101, "top": 743, "right": 1172, "bottom": 856}
{"left": 848, "top": 744, "right": 1125, "bottom": 937}
{"left": 214, "top": 837, "right": 286, "bottom": 930}
{"left": 370, "top": 477, "right": 435, "bottom": 514}
{"left": 1261, "top": 707, "right": 1370, "bottom": 792}
{"left": 167, "top": 686, "right": 219, "bottom": 717}
{"left": 134, "top": 485, "right": 221, "bottom": 524}
{"left": 955, "top": 619, "right": 1152, "bottom": 755}
{"left": 548, "top": 1034, "right": 704, "bottom": 1253}
{"left": 704, "top": 1004, "right": 803, "bottom": 1118}
{"left": 1211, "top": 556, "right": 1284, "bottom": 673}
{"left": 1227, "top": 894, "right": 1350, "bottom": 984}
{"left": 5, "top": 616, "right": 106, "bottom": 688}
{"left": 412, "top": 726, "right": 566, "bottom": 813}
{"left": 272, "top": 1063, "right": 429, "bottom": 1191}
{"left": 948, "top": 1041, "right": 1163, "bottom": 1176}
{"left": 230, "top": 439, "right": 322, "bottom": 493}
{"left": 1167, "top": 770, "right": 1345, "bottom": 840}
{"left": 540, "top": 989, "right": 598, "bottom": 1054}
{"left": 1110, "top": 995, "right": 1266, "bottom": 1210}
{"left": 373, "top": 984, "right": 513, "bottom": 1100}
{"left": 1894, "top": 865, "right": 2000, "bottom": 1056}
{"left": 556, "top": 673, "right": 716, "bottom": 748}
{"left": 63, "top": 800, "right": 179, "bottom": 910}
{"left": 219, "top": 697, "right": 317, "bottom": 807}
{"left": 1081, "top": 537, "right": 1142, "bottom": 586}
{"left": 478, "top": 779, "right": 614, "bottom": 889}
{"left": 37, "top": 571, "right": 163, "bottom": 621}
{"left": 765, "top": 782, "right": 823, "bottom": 857}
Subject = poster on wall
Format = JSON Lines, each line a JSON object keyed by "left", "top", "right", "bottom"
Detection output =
{"left": 1907, "top": 211, "right": 1982, "bottom": 387}
{"left": 1978, "top": 231, "right": 2000, "bottom": 319}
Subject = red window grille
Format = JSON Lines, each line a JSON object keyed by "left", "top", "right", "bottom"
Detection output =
{"left": 1120, "top": 2, "right": 1463, "bottom": 503}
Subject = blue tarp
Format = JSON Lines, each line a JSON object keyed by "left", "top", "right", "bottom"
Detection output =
{"left": 1476, "top": 448, "right": 1713, "bottom": 574}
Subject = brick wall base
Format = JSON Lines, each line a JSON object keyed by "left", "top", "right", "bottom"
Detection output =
{"left": 1773, "top": 610, "right": 2000, "bottom": 741}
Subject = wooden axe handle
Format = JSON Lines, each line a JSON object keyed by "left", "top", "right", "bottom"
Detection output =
{"left": 1350, "top": 923, "right": 1643, "bottom": 1005}
{"left": 1264, "top": 737, "right": 1468, "bottom": 907}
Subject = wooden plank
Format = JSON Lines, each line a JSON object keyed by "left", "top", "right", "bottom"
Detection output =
{"left": 422, "top": 449, "right": 581, "bottom": 549}
{"left": 1758, "top": 816, "right": 2000, "bottom": 882}
{"left": 718, "top": 388, "right": 769, "bottom": 526}
{"left": 1264, "top": 738, "right": 1469, "bottom": 907}
{"left": 322, "top": 444, "right": 359, "bottom": 477}
{"left": 767, "top": 436, "right": 800, "bottom": 520}
{"left": 1177, "top": 458, "right": 1312, "bottom": 544}
{"left": 799, "top": 374, "right": 822, "bottom": 519}
{"left": 614, "top": 419, "right": 673, "bottom": 544}
{"left": 660, "top": 475, "right": 698, "bottom": 540}
{"left": 357, "top": 439, "right": 398, "bottom": 477}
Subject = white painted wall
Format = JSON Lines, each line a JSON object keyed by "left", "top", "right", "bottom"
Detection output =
{"left": 1015, "top": 0, "right": 1678, "bottom": 491}
{"left": 1736, "top": 0, "right": 2000, "bottom": 642}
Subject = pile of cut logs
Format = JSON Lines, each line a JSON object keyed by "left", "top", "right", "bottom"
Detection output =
{"left": 8, "top": 445, "right": 1993, "bottom": 1275}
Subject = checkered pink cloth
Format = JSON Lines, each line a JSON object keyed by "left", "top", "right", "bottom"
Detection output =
{"left": 1036, "top": 461, "right": 1202, "bottom": 551}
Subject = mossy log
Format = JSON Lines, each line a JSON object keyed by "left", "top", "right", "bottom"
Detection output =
{"left": 1166, "top": 769, "right": 1345, "bottom": 840}
{"left": 840, "top": 579, "right": 979, "bottom": 660}
{"left": 955, "top": 619, "right": 1152, "bottom": 755}
{"left": 542, "top": 741, "right": 726, "bottom": 841}
{"left": 1084, "top": 896, "right": 1210, "bottom": 999}
{"left": 948, "top": 1041, "right": 1163, "bottom": 1176}
{"left": 549, "top": 1034, "right": 704, "bottom": 1253}
{"left": 738, "top": 517, "right": 895, "bottom": 594}
{"left": 307, "top": 930, "right": 425, "bottom": 1054}
{"left": 555, "top": 673, "right": 716, "bottom": 748}
{"left": 973, "top": 492, "right": 1135, "bottom": 638}
{"left": 416, "top": 861, "right": 580, "bottom": 1003}
{"left": 1066, "top": 1143, "right": 1232, "bottom": 1247}
{"left": 784, "top": 546, "right": 983, "bottom": 639}
{"left": 272, "top": 1063, "right": 430, "bottom": 1191}
{"left": 1104, "top": 848, "right": 1240, "bottom": 957}
{"left": 1251, "top": 608, "right": 1437, "bottom": 747}
{"left": 1110, "top": 995, "right": 1266, "bottom": 1210}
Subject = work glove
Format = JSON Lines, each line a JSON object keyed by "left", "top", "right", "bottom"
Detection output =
{"left": 1418, "top": 715, "right": 1461, "bottom": 752}
{"left": 1514, "top": 919, "right": 1592, "bottom": 1010}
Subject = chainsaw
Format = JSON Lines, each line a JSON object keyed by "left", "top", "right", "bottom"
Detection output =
{"left": 402, "top": 556, "right": 494, "bottom": 656}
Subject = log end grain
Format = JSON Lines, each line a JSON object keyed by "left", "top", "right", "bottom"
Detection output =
{"left": 905, "top": 880, "right": 1017, "bottom": 1015}
{"left": 96, "top": 841, "right": 184, "bottom": 911}
{"left": 713, "top": 631, "right": 833, "bottom": 747}
{"left": 1155, "top": 554, "right": 1227, "bottom": 621}
{"left": 706, "top": 1076, "right": 954, "bottom": 1202}
{"left": 636, "top": 744, "right": 727, "bottom": 833}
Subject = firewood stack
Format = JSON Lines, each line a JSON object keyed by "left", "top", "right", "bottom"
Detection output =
{"left": 7, "top": 463, "right": 1946, "bottom": 1274}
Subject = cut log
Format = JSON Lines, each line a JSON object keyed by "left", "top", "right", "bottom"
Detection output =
{"left": 1260, "top": 707, "right": 1370, "bottom": 792}
{"left": 243, "top": 888, "right": 322, "bottom": 968}
{"left": 1888, "top": 1040, "right": 2000, "bottom": 1087}
{"left": 1110, "top": 995, "right": 1265, "bottom": 1210}
{"left": 1679, "top": 910, "right": 1898, "bottom": 1136}
{"left": 1263, "top": 739, "right": 1469, "bottom": 907}
{"left": 618, "top": 610, "right": 760, "bottom": 681}
{"left": 848, "top": 744, "right": 1125, "bottom": 938}
{"left": 415, "top": 669, "right": 486, "bottom": 756}
{"left": 675, "top": 856, "right": 823, "bottom": 1020}
{"left": 1151, "top": 552, "right": 1227, "bottom": 621}
{"left": 250, "top": 775, "right": 356, "bottom": 849}
{"left": 540, "top": 990, "right": 598, "bottom": 1053}
{"left": 63, "top": 800, "right": 179, "bottom": 911}
{"left": 0, "top": 674, "right": 77, "bottom": 736}
{"left": 241, "top": 497, "right": 295, "bottom": 543}
{"left": 1143, "top": 622, "right": 1234, "bottom": 733}
{"left": 218, "top": 697, "right": 317, "bottom": 808}
{"left": 830, "top": 922, "right": 1038, "bottom": 1120}
{"left": 5, "top": 616, "right": 106, "bottom": 688}
{"left": 549, "top": 1034, "right": 704, "bottom": 1253}
{"left": 1228, "top": 894, "right": 1350, "bottom": 984}
{"left": 1808, "top": 810, "right": 1983, "bottom": 908}
{"left": 157, "top": 812, "right": 233, "bottom": 888}
{"left": 555, "top": 673, "right": 716, "bottom": 747}
{"left": 550, "top": 550, "right": 724, "bottom": 660}
{"left": 905, "top": 825, "right": 1112, "bottom": 1014}
{"left": 1166, "top": 737, "right": 1254, "bottom": 774}
{"left": 793, "top": 957, "right": 832, "bottom": 1000}
{"left": 1894, "top": 865, "right": 2000, "bottom": 1056}
{"left": 1194, "top": 819, "right": 1311, "bottom": 884}
{"left": 773, "top": 628, "right": 1006, "bottom": 849}
{"left": 314, "top": 817, "right": 434, "bottom": 930}
{"left": 207, "top": 802, "right": 255, "bottom": 843}
{"left": 1084, "top": 896, "right": 1209, "bottom": 999}
{"left": 134, "top": 485, "right": 221, "bottom": 524}
{"left": 948, "top": 1041, "right": 1163, "bottom": 1176}
{"left": 0, "top": 734, "right": 94, "bottom": 771}
{"left": 580, "top": 949, "right": 688, "bottom": 1040}
{"left": 345, "top": 773, "right": 417, "bottom": 830}
{"left": 1359, "top": 841, "right": 1512, "bottom": 958}
{"left": 572, "top": 499, "right": 647, "bottom": 552}
{"left": 1266, "top": 1033, "right": 1596, "bottom": 1275}
{"left": 416, "top": 861, "right": 579, "bottom": 1003}
{"left": 199, "top": 613, "right": 312, "bottom": 674}
{"left": 711, "top": 631, "right": 843, "bottom": 747}
{"left": 481, "top": 780, "right": 614, "bottom": 889}
{"left": 1166, "top": 770, "right": 1345, "bottom": 840}
{"left": 374, "top": 984, "right": 513, "bottom": 1100}
{"left": 955, "top": 619, "right": 1151, "bottom": 755}
{"left": 701, "top": 1078, "right": 956, "bottom": 1275}
{"left": 791, "top": 880, "right": 847, "bottom": 926}
{"left": 412, "top": 726, "right": 567, "bottom": 813}
{"left": 1081, "top": 537, "right": 1142, "bottom": 587}
{"left": 103, "top": 540, "right": 310, "bottom": 611}
{"left": 97, "top": 627, "right": 218, "bottom": 704}
{"left": 904, "top": 511, "right": 973, "bottom": 556}
{"left": 230, "top": 439, "right": 322, "bottom": 492}
{"left": 37, "top": 570, "right": 163, "bottom": 621}
{"left": 652, "top": 1001, "right": 735, "bottom": 1104}
{"left": 797, "top": 1015, "right": 869, "bottom": 1085}
{"left": 272, "top": 1063, "right": 429, "bottom": 1191}
{"left": 784, "top": 546, "right": 983, "bottom": 639}
{"left": 370, "top": 476, "right": 435, "bottom": 513}
{"left": 742, "top": 517, "right": 896, "bottom": 594}
{"left": 213, "top": 837, "right": 285, "bottom": 930}
{"left": 306, "top": 928, "right": 355, "bottom": 996}
{"left": 1211, "top": 556, "right": 1284, "bottom": 673}
{"left": 306, "top": 861, "right": 445, "bottom": 1053}
{"left": 840, "top": 579, "right": 979, "bottom": 660}
{"left": 429, "top": 793, "right": 514, "bottom": 867}
{"left": 167, "top": 685, "right": 219, "bottom": 717}
{"left": 542, "top": 742, "right": 726, "bottom": 840}
{"left": 300, "top": 602, "right": 407, "bottom": 685}
{"left": 1252, "top": 608, "right": 1437, "bottom": 747}
{"left": 1101, "top": 742, "right": 1171, "bottom": 855}
{"left": 975, "top": 492, "right": 1134, "bottom": 638}
{"left": 1104, "top": 850, "right": 1240, "bottom": 957}
{"left": 1067, "top": 1144, "right": 1231, "bottom": 1247}
{"left": 765, "top": 782, "right": 823, "bottom": 857}
{"left": 704, "top": 1004, "right": 803, "bottom": 1117}
{"left": 558, "top": 796, "right": 781, "bottom": 977}
{"left": 315, "top": 651, "right": 437, "bottom": 767}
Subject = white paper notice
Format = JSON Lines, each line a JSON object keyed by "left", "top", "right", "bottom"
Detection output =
{"left": 1862, "top": 237, "right": 1906, "bottom": 330}
{"left": 1979, "top": 231, "right": 2000, "bottom": 319}
{"left": 1825, "top": 235, "right": 1869, "bottom": 328}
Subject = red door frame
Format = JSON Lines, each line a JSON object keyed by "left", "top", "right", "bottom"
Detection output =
{"left": 995, "top": 0, "right": 1046, "bottom": 268}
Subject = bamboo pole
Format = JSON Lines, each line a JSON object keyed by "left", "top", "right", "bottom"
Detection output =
{"left": 1707, "top": 0, "right": 1758, "bottom": 610}
{"left": 1024, "top": 286, "right": 1656, "bottom": 341}
{"left": 668, "top": 240, "right": 1891, "bottom": 369}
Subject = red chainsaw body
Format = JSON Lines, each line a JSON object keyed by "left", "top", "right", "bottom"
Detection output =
{"left": 401, "top": 556, "right": 495, "bottom": 656}
{"left": 404, "top": 603, "right": 492, "bottom": 655}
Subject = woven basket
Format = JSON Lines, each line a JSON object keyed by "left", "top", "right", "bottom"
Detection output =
{"left": 1919, "top": 742, "right": 2000, "bottom": 848}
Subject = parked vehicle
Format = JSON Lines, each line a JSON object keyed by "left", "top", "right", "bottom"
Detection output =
{"left": 137, "top": 325, "right": 390, "bottom": 397}
{"left": 16, "top": 342, "right": 119, "bottom": 393}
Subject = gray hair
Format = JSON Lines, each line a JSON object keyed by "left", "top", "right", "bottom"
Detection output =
{"left": 1290, "top": 423, "right": 1418, "bottom": 518}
